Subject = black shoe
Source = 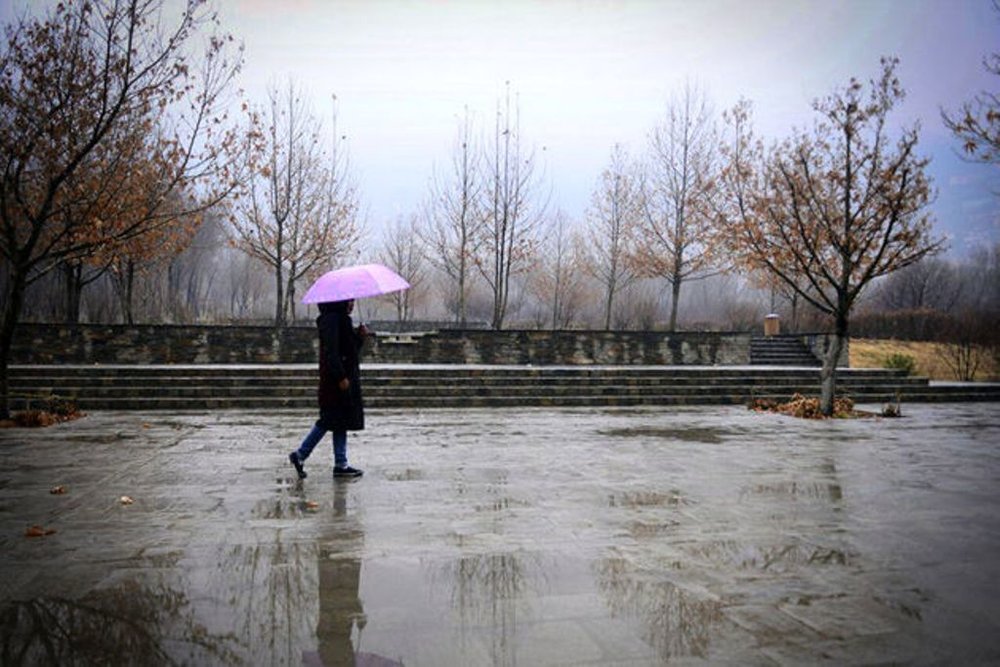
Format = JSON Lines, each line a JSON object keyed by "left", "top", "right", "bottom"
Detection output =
{"left": 333, "top": 466, "right": 363, "bottom": 478}
{"left": 289, "top": 452, "right": 307, "bottom": 479}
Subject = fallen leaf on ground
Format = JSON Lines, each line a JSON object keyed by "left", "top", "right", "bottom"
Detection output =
{"left": 119, "top": 495, "right": 134, "bottom": 505}
{"left": 25, "top": 525, "right": 56, "bottom": 537}
{"left": 49, "top": 485, "right": 67, "bottom": 495}
{"left": 305, "top": 500, "right": 320, "bottom": 510}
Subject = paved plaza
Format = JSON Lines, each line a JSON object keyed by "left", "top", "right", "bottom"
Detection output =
{"left": 1, "top": 403, "right": 999, "bottom": 665}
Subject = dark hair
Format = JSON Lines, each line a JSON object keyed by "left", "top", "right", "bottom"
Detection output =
{"left": 318, "top": 300, "right": 351, "bottom": 315}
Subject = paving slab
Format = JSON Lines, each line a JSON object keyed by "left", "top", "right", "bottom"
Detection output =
{"left": 1, "top": 403, "right": 999, "bottom": 665}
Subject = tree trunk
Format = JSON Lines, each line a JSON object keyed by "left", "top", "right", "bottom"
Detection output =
{"left": 0, "top": 267, "right": 28, "bottom": 420}
{"left": 274, "top": 263, "right": 285, "bottom": 327}
{"left": 122, "top": 260, "right": 136, "bottom": 325}
{"left": 63, "top": 262, "right": 83, "bottom": 323}
{"left": 603, "top": 276, "right": 616, "bottom": 331}
{"left": 819, "top": 315, "right": 849, "bottom": 416}
{"left": 457, "top": 263, "right": 467, "bottom": 326}
{"left": 668, "top": 276, "right": 682, "bottom": 332}
{"left": 285, "top": 270, "right": 297, "bottom": 323}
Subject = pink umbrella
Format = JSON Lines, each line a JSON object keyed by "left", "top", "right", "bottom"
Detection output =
{"left": 301, "top": 263, "right": 410, "bottom": 304}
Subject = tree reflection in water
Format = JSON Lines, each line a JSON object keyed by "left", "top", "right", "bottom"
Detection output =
{"left": 0, "top": 579, "right": 239, "bottom": 666}
{"left": 433, "top": 469, "right": 535, "bottom": 666}
{"left": 433, "top": 472, "right": 546, "bottom": 667}
{"left": 434, "top": 551, "right": 540, "bottom": 667}
{"left": 595, "top": 556, "right": 722, "bottom": 662}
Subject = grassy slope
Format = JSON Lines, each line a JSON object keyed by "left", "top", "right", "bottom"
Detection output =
{"left": 849, "top": 338, "right": 998, "bottom": 381}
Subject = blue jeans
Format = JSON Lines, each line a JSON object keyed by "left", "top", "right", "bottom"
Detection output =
{"left": 296, "top": 422, "right": 348, "bottom": 468}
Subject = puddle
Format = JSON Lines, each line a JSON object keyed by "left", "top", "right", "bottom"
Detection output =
{"left": 686, "top": 540, "right": 856, "bottom": 572}
{"left": 741, "top": 481, "right": 843, "bottom": 502}
{"left": 594, "top": 556, "right": 724, "bottom": 661}
{"left": 0, "top": 579, "right": 240, "bottom": 665}
{"left": 600, "top": 426, "right": 728, "bottom": 444}
{"left": 609, "top": 489, "right": 690, "bottom": 508}
{"left": 384, "top": 468, "right": 425, "bottom": 481}
{"left": 625, "top": 520, "right": 681, "bottom": 538}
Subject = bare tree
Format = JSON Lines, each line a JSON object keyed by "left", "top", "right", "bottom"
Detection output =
{"left": 420, "top": 109, "right": 484, "bottom": 325}
{"left": 634, "top": 83, "right": 722, "bottom": 331}
{"left": 0, "top": 0, "right": 242, "bottom": 418}
{"left": 870, "top": 257, "right": 961, "bottom": 313}
{"left": 584, "top": 144, "right": 642, "bottom": 330}
{"left": 532, "top": 210, "right": 586, "bottom": 329}
{"left": 717, "top": 59, "right": 945, "bottom": 415}
{"left": 163, "top": 208, "right": 229, "bottom": 322}
{"left": 477, "top": 84, "right": 546, "bottom": 329}
{"left": 379, "top": 215, "right": 427, "bottom": 323}
{"left": 225, "top": 253, "right": 269, "bottom": 321}
{"left": 230, "top": 83, "right": 360, "bottom": 327}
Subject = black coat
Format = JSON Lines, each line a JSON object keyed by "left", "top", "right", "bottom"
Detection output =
{"left": 316, "top": 310, "right": 365, "bottom": 431}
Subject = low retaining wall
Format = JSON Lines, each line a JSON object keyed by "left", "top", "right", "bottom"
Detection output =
{"left": 375, "top": 329, "right": 752, "bottom": 365}
{"left": 11, "top": 324, "right": 754, "bottom": 366}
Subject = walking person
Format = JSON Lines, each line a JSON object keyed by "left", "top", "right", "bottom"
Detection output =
{"left": 290, "top": 299, "right": 369, "bottom": 479}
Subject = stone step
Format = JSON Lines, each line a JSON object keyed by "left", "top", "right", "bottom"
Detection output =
{"left": 10, "top": 364, "right": 908, "bottom": 380}
{"left": 12, "top": 381, "right": 936, "bottom": 403}
{"left": 749, "top": 336, "right": 821, "bottom": 366}
{"left": 10, "top": 363, "right": 997, "bottom": 410}
{"left": 15, "top": 388, "right": 997, "bottom": 411}
{"left": 11, "top": 372, "right": 929, "bottom": 389}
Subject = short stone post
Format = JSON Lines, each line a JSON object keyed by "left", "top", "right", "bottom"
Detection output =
{"left": 764, "top": 313, "right": 780, "bottom": 337}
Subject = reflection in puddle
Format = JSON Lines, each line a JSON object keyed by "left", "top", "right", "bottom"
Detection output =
{"left": 686, "top": 540, "right": 855, "bottom": 572}
{"left": 626, "top": 520, "right": 681, "bottom": 539}
{"left": 0, "top": 580, "right": 239, "bottom": 666}
{"left": 742, "top": 481, "right": 843, "bottom": 502}
{"left": 609, "top": 489, "right": 690, "bottom": 508}
{"left": 431, "top": 551, "right": 545, "bottom": 667}
{"left": 383, "top": 468, "right": 425, "bottom": 481}
{"left": 595, "top": 556, "right": 723, "bottom": 661}
{"left": 600, "top": 426, "right": 728, "bottom": 443}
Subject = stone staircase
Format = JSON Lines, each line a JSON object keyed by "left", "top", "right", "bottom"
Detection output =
{"left": 9, "top": 364, "right": 999, "bottom": 411}
{"left": 750, "top": 336, "right": 821, "bottom": 366}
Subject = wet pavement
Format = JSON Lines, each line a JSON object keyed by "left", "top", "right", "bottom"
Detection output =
{"left": 1, "top": 403, "right": 999, "bottom": 665}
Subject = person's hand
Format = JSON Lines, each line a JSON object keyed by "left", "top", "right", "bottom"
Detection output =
{"left": 338, "top": 378, "right": 350, "bottom": 391}
{"left": 357, "top": 323, "right": 370, "bottom": 338}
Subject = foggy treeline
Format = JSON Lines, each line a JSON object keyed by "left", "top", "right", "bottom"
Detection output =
{"left": 13, "top": 210, "right": 1000, "bottom": 340}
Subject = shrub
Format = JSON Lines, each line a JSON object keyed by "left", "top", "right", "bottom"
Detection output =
{"left": 883, "top": 353, "right": 916, "bottom": 375}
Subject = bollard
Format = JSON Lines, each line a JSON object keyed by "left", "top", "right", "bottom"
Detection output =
{"left": 764, "top": 313, "right": 780, "bottom": 336}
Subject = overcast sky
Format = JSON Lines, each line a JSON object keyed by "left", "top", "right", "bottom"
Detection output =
{"left": 5, "top": 0, "right": 999, "bottom": 257}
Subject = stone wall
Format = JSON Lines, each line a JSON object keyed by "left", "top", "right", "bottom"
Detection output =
{"left": 11, "top": 324, "right": 318, "bottom": 364}
{"left": 376, "top": 329, "right": 752, "bottom": 365}
{"left": 11, "top": 323, "right": 754, "bottom": 366}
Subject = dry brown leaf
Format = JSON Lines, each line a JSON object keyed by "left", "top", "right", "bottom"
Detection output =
{"left": 119, "top": 495, "right": 134, "bottom": 505}
{"left": 49, "top": 485, "right": 67, "bottom": 495}
{"left": 25, "top": 525, "right": 56, "bottom": 537}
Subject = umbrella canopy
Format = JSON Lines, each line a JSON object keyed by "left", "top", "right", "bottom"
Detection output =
{"left": 301, "top": 263, "right": 410, "bottom": 304}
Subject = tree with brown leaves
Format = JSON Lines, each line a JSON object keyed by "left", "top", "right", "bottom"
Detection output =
{"left": 717, "top": 58, "right": 945, "bottom": 415}
{"left": 0, "top": 0, "right": 243, "bottom": 419}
